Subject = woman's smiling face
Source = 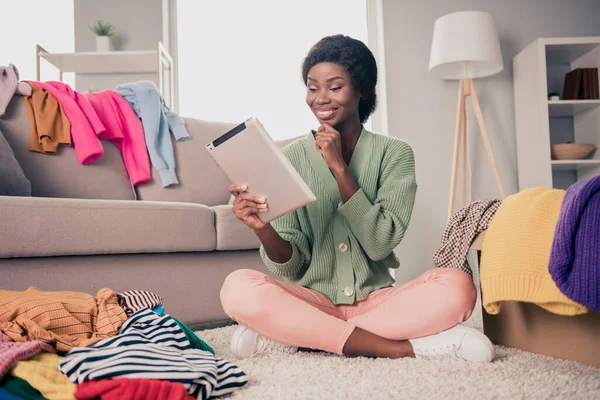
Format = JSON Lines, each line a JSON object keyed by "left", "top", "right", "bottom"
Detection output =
{"left": 305, "top": 62, "right": 360, "bottom": 128}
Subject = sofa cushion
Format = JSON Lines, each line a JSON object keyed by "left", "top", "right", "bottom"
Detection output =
{"left": 136, "top": 118, "right": 236, "bottom": 206}
{"left": 0, "top": 196, "right": 216, "bottom": 258}
{"left": 0, "top": 97, "right": 136, "bottom": 200}
{"left": 212, "top": 205, "right": 261, "bottom": 250}
{"left": 0, "top": 127, "right": 31, "bottom": 196}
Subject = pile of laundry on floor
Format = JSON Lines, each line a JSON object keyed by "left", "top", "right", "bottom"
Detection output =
{"left": 0, "top": 287, "right": 247, "bottom": 399}
{"left": 0, "top": 63, "right": 189, "bottom": 188}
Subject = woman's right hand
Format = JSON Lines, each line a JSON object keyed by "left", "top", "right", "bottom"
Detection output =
{"left": 228, "top": 184, "right": 269, "bottom": 231}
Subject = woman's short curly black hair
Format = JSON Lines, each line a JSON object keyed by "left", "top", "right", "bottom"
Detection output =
{"left": 302, "top": 34, "right": 377, "bottom": 124}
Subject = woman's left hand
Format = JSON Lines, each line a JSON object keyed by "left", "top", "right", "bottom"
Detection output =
{"left": 315, "top": 123, "right": 345, "bottom": 171}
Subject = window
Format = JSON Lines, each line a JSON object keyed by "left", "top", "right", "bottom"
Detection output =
{"left": 0, "top": 0, "right": 75, "bottom": 87}
{"left": 177, "top": 0, "right": 370, "bottom": 140}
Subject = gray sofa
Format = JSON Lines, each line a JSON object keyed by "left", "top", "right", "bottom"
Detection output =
{"left": 0, "top": 96, "right": 292, "bottom": 330}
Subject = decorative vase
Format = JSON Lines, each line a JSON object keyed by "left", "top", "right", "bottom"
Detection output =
{"left": 95, "top": 36, "right": 112, "bottom": 52}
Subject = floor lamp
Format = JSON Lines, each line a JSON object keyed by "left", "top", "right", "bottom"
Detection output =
{"left": 429, "top": 11, "right": 506, "bottom": 218}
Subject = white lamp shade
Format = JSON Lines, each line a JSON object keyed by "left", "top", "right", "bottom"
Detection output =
{"left": 429, "top": 11, "right": 503, "bottom": 80}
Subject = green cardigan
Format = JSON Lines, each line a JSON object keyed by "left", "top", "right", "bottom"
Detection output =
{"left": 260, "top": 128, "right": 417, "bottom": 305}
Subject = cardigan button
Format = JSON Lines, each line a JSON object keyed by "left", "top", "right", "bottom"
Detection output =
{"left": 344, "top": 287, "right": 354, "bottom": 297}
{"left": 338, "top": 243, "right": 348, "bottom": 253}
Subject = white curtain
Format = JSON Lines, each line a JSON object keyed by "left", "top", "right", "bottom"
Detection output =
{"left": 0, "top": 0, "right": 75, "bottom": 87}
{"left": 177, "top": 0, "right": 369, "bottom": 140}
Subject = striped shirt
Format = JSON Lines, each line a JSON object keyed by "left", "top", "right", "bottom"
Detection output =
{"left": 118, "top": 290, "right": 163, "bottom": 316}
{"left": 0, "top": 287, "right": 127, "bottom": 353}
{"left": 59, "top": 308, "right": 247, "bottom": 399}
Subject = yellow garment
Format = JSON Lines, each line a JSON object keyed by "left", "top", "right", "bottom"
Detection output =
{"left": 0, "top": 287, "right": 127, "bottom": 353}
{"left": 480, "top": 187, "right": 588, "bottom": 316}
{"left": 10, "top": 353, "right": 75, "bottom": 400}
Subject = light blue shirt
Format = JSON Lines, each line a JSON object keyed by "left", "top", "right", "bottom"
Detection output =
{"left": 115, "top": 81, "right": 190, "bottom": 187}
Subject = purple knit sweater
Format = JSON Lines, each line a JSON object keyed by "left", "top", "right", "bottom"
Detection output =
{"left": 549, "top": 175, "right": 600, "bottom": 312}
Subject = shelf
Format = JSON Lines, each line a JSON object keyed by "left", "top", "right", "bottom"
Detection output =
{"left": 515, "top": 37, "right": 600, "bottom": 191}
{"left": 542, "top": 37, "right": 600, "bottom": 64}
{"left": 39, "top": 50, "right": 160, "bottom": 74}
{"left": 548, "top": 100, "right": 600, "bottom": 117}
{"left": 35, "top": 41, "right": 176, "bottom": 110}
{"left": 551, "top": 159, "right": 600, "bottom": 171}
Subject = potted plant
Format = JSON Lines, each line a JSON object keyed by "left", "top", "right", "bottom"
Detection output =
{"left": 89, "top": 20, "right": 116, "bottom": 52}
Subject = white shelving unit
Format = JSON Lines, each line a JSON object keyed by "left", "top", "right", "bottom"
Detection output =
{"left": 547, "top": 99, "right": 600, "bottom": 117}
{"left": 513, "top": 37, "right": 600, "bottom": 190}
{"left": 551, "top": 159, "right": 600, "bottom": 171}
{"left": 35, "top": 41, "right": 175, "bottom": 109}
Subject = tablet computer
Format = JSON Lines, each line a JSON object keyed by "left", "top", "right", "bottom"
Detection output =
{"left": 205, "top": 117, "right": 317, "bottom": 223}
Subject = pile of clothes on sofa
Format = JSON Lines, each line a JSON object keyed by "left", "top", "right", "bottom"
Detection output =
{"left": 0, "top": 287, "right": 247, "bottom": 399}
{"left": 0, "top": 63, "right": 189, "bottom": 188}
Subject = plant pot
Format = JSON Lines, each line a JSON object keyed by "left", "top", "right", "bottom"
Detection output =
{"left": 95, "top": 36, "right": 112, "bottom": 52}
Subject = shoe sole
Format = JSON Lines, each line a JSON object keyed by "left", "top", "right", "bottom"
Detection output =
{"left": 231, "top": 325, "right": 251, "bottom": 360}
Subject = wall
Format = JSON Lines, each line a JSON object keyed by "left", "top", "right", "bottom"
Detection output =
{"left": 73, "top": 0, "right": 166, "bottom": 94}
{"left": 383, "top": 0, "right": 600, "bottom": 283}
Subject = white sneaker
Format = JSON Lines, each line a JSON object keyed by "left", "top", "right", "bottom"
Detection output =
{"left": 408, "top": 324, "right": 495, "bottom": 362}
{"left": 230, "top": 325, "right": 298, "bottom": 360}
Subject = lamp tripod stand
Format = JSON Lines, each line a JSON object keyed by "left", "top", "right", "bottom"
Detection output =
{"left": 448, "top": 78, "right": 505, "bottom": 218}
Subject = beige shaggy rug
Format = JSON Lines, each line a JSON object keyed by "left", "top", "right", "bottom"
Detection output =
{"left": 198, "top": 303, "right": 600, "bottom": 399}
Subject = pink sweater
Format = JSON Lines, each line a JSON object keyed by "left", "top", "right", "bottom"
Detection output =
{"left": 0, "top": 332, "right": 56, "bottom": 379}
{"left": 26, "top": 81, "right": 105, "bottom": 164}
{"left": 85, "top": 90, "right": 151, "bottom": 185}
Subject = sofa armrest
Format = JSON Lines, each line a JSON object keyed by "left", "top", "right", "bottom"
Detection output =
{"left": 212, "top": 205, "right": 261, "bottom": 251}
{"left": 0, "top": 196, "right": 216, "bottom": 258}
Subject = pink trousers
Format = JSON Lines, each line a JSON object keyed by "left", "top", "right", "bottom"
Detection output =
{"left": 220, "top": 268, "right": 476, "bottom": 355}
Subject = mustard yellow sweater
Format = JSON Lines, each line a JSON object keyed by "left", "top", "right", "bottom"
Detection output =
{"left": 480, "top": 187, "right": 588, "bottom": 316}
